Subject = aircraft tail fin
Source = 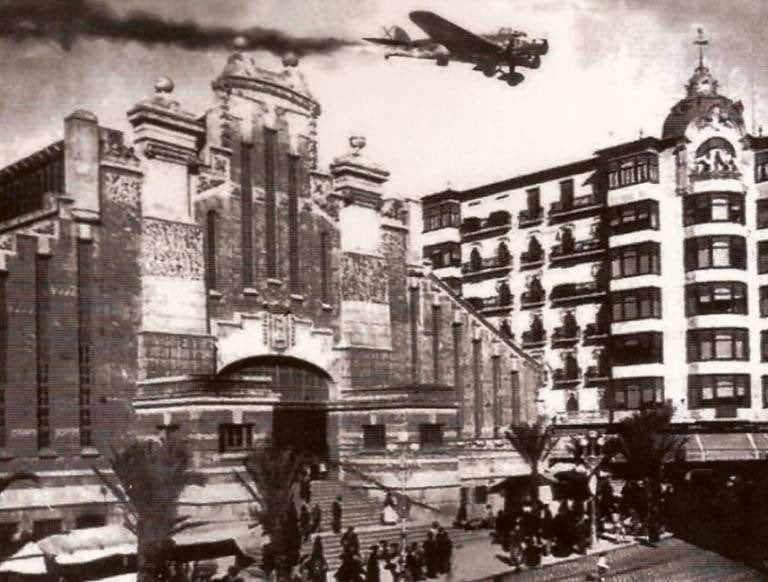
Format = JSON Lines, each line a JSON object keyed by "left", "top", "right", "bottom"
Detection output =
{"left": 388, "top": 25, "right": 411, "bottom": 45}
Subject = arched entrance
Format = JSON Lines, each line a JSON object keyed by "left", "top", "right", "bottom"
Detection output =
{"left": 219, "top": 356, "right": 331, "bottom": 461}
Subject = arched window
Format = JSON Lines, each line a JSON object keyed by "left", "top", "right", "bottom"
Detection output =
{"left": 566, "top": 392, "right": 579, "bottom": 413}
{"left": 563, "top": 352, "right": 579, "bottom": 378}
{"left": 205, "top": 210, "right": 217, "bottom": 290}
{"left": 499, "top": 319, "right": 513, "bottom": 338}
{"left": 696, "top": 137, "right": 736, "bottom": 159}
{"left": 497, "top": 281, "right": 512, "bottom": 306}
{"left": 530, "top": 315, "right": 544, "bottom": 341}
{"left": 563, "top": 310, "right": 578, "bottom": 337}
{"left": 497, "top": 241, "right": 511, "bottom": 266}
{"left": 528, "top": 236, "right": 543, "bottom": 258}
{"left": 469, "top": 247, "right": 482, "bottom": 271}
{"left": 529, "top": 275, "right": 544, "bottom": 298}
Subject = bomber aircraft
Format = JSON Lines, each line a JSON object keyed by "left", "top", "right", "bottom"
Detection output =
{"left": 364, "top": 10, "right": 548, "bottom": 86}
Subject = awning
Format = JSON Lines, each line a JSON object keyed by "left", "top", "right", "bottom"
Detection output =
{"left": 39, "top": 525, "right": 136, "bottom": 565}
{"left": 487, "top": 473, "right": 555, "bottom": 494}
{"left": 0, "top": 542, "right": 47, "bottom": 575}
{"left": 684, "top": 433, "right": 766, "bottom": 462}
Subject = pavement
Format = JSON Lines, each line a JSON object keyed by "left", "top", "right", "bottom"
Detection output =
{"left": 435, "top": 535, "right": 764, "bottom": 581}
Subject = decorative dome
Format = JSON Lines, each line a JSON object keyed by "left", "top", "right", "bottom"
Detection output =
{"left": 662, "top": 63, "right": 745, "bottom": 139}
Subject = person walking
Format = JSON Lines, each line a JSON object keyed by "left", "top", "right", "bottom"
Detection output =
{"left": 300, "top": 502, "right": 312, "bottom": 543}
{"left": 342, "top": 526, "right": 361, "bottom": 557}
{"left": 435, "top": 526, "right": 452, "bottom": 575}
{"left": 311, "top": 502, "right": 322, "bottom": 533}
{"left": 306, "top": 536, "right": 328, "bottom": 582}
{"left": 332, "top": 495, "right": 343, "bottom": 534}
{"left": 366, "top": 545, "right": 381, "bottom": 582}
{"left": 300, "top": 469, "right": 312, "bottom": 504}
{"left": 423, "top": 531, "right": 438, "bottom": 578}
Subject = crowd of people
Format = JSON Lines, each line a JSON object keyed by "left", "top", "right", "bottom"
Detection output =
{"left": 299, "top": 522, "right": 453, "bottom": 582}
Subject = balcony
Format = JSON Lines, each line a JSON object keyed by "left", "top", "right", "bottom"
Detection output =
{"left": 465, "top": 295, "right": 513, "bottom": 316}
{"left": 583, "top": 322, "right": 610, "bottom": 345}
{"left": 429, "top": 257, "right": 462, "bottom": 270}
{"left": 550, "top": 239, "right": 604, "bottom": 265}
{"left": 518, "top": 207, "right": 544, "bottom": 227}
{"left": 521, "top": 330, "right": 546, "bottom": 349}
{"left": 550, "top": 282, "right": 605, "bottom": 306}
{"left": 460, "top": 211, "right": 512, "bottom": 241}
{"left": 552, "top": 367, "right": 581, "bottom": 387}
{"left": 551, "top": 325, "right": 580, "bottom": 347}
{"left": 520, "top": 250, "right": 545, "bottom": 270}
{"left": 548, "top": 193, "right": 604, "bottom": 223}
{"left": 520, "top": 290, "right": 546, "bottom": 309}
{"left": 461, "top": 256, "right": 513, "bottom": 281}
{"left": 585, "top": 365, "right": 610, "bottom": 384}
{"left": 689, "top": 168, "right": 741, "bottom": 182}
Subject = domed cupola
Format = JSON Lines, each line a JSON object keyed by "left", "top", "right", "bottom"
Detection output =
{"left": 662, "top": 31, "right": 745, "bottom": 139}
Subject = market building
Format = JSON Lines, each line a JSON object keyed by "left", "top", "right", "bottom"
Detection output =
{"left": 421, "top": 51, "right": 768, "bottom": 461}
{"left": 0, "top": 48, "right": 540, "bottom": 544}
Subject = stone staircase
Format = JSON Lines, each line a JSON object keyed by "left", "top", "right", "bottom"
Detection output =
{"left": 299, "top": 480, "right": 490, "bottom": 571}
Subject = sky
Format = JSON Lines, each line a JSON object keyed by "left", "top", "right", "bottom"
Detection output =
{"left": 1, "top": 0, "right": 768, "bottom": 197}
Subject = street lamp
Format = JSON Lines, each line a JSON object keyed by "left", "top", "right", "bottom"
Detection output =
{"left": 579, "top": 429, "right": 605, "bottom": 548}
{"left": 385, "top": 436, "right": 421, "bottom": 546}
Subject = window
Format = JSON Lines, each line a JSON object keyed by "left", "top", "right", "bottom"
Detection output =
{"left": 683, "top": 193, "right": 744, "bottom": 225}
{"left": 761, "top": 287, "right": 768, "bottom": 317}
{"left": 689, "top": 374, "right": 750, "bottom": 408}
{"left": 611, "top": 287, "right": 662, "bottom": 322}
{"left": 611, "top": 332, "right": 663, "bottom": 365}
{"left": 687, "top": 328, "right": 749, "bottom": 362}
{"left": 423, "top": 202, "right": 460, "bottom": 232}
{"left": 762, "top": 331, "right": 768, "bottom": 362}
{"left": 608, "top": 200, "right": 659, "bottom": 235}
{"left": 33, "top": 519, "right": 62, "bottom": 541}
{"left": 560, "top": 179, "right": 574, "bottom": 207}
{"left": 760, "top": 241, "right": 768, "bottom": 274}
{"left": 611, "top": 377, "right": 664, "bottom": 410}
{"left": 607, "top": 153, "right": 659, "bottom": 189}
{"left": 157, "top": 424, "right": 180, "bottom": 439}
{"left": 611, "top": 242, "right": 660, "bottom": 279}
{"left": 320, "top": 232, "right": 331, "bottom": 304}
{"left": 205, "top": 210, "right": 217, "bottom": 289}
{"left": 362, "top": 424, "right": 386, "bottom": 450}
{"left": 756, "top": 151, "right": 768, "bottom": 183}
{"left": 685, "top": 282, "right": 748, "bottom": 316}
{"left": 684, "top": 236, "right": 746, "bottom": 271}
{"left": 758, "top": 199, "right": 768, "bottom": 229}
{"left": 288, "top": 155, "right": 300, "bottom": 294}
{"left": 218, "top": 424, "right": 253, "bottom": 453}
{"left": 473, "top": 485, "right": 488, "bottom": 504}
{"left": 424, "top": 242, "right": 460, "bottom": 269}
{"left": 526, "top": 188, "right": 541, "bottom": 213}
{"left": 0, "top": 522, "right": 18, "bottom": 553}
{"left": 763, "top": 376, "right": 768, "bottom": 408}
{"left": 264, "top": 129, "right": 278, "bottom": 280}
{"left": 419, "top": 423, "right": 444, "bottom": 449}
{"left": 468, "top": 248, "right": 482, "bottom": 271}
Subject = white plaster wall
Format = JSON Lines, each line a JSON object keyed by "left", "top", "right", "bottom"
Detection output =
{"left": 339, "top": 205, "right": 381, "bottom": 254}
{"left": 141, "top": 277, "right": 207, "bottom": 334}
{"left": 142, "top": 161, "right": 191, "bottom": 223}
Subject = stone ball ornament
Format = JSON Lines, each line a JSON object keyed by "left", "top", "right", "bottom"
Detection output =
{"left": 282, "top": 52, "right": 300, "bottom": 68}
{"left": 232, "top": 36, "right": 249, "bottom": 51}
{"left": 154, "top": 76, "right": 175, "bottom": 94}
{"left": 349, "top": 135, "right": 367, "bottom": 155}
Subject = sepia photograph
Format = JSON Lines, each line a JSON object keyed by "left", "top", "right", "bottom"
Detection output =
{"left": 0, "top": 0, "right": 767, "bottom": 580}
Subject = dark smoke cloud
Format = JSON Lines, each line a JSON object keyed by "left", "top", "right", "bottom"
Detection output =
{"left": 0, "top": 0, "right": 358, "bottom": 54}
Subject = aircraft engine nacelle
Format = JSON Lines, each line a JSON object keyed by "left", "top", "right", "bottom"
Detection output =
{"left": 434, "top": 44, "right": 450, "bottom": 66}
{"left": 528, "top": 39, "right": 549, "bottom": 56}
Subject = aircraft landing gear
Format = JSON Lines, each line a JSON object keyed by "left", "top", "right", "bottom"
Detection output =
{"left": 499, "top": 71, "right": 524, "bottom": 86}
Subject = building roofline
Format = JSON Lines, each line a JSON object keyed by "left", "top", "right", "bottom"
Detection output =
{"left": 460, "top": 157, "right": 598, "bottom": 201}
{"left": 426, "top": 271, "right": 541, "bottom": 370}
{"left": 0, "top": 140, "right": 64, "bottom": 182}
{"left": 594, "top": 135, "right": 678, "bottom": 158}
{"left": 421, "top": 188, "right": 462, "bottom": 204}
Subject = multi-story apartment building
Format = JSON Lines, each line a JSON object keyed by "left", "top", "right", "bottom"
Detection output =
{"left": 422, "top": 55, "right": 768, "bottom": 462}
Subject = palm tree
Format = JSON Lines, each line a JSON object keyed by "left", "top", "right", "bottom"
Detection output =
{"left": 235, "top": 442, "right": 304, "bottom": 580}
{"left": 606, "top": 403, "right": 686, "bottom": 543}
{"left": 94, "top": 436, "right": 205, "bottom": 582}
{"left": 0, "top": 472, "right": 38, "bottom": 558}
{"left": 505, "top": 416, "right": 559, "bottom": 503}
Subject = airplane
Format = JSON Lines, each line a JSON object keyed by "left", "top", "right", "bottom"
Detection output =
{"left": 364, "top": 10, "right": 548, "bottom": 86}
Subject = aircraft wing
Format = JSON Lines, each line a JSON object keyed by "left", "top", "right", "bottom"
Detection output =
{"left": 409, "top": 11, "right": 501, "bottom": 57}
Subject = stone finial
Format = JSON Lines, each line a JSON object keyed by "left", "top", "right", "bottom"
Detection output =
{"left": 233, "top": 36, "right": 248, "bottom": 52}
{"left": 147, "top": 76, "right": 180, "bottom": 110}
{"left": 349, "top": 135, "right": 366, "bottom": 156}
{"left": 282, "top": 52, "right": 299, "bottom": 68}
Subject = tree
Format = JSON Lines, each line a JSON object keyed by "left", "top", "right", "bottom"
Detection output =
{"left": 94, "top": 437, "right": 205, "bottom": 582}
{"left": 235, "top": 442, "right": 304, "bottom": 580}
{"left": 505, "top": 416, "right": 559, "bottom": 503}
{"left": 606, "top": 403, "right": 686, "bottom": 543}
{"left": 0, "top": 472, "right": 39, "bottom": 559}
